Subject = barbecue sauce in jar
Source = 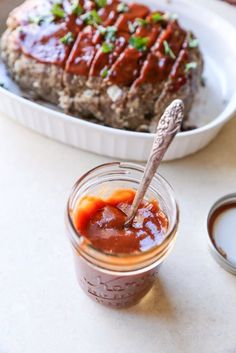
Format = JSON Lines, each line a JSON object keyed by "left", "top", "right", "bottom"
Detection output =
{"left": 73, "top": 189, "right": 169, "bottom": 254}
{"left": 66, "top": 163, "right": 178, "bottom": 308}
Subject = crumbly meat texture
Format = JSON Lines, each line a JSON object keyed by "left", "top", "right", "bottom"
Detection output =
{"left": 1, "top": 0, "right": 203, "bottom": 132}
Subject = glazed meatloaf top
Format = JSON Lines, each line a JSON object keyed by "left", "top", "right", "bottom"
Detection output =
{"left": 1, "top": 0, "right": 203, "bottom": 132}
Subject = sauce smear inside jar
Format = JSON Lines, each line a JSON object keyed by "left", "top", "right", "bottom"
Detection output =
{"left": 72, "top": 189, "right": 169, "bottom": 254}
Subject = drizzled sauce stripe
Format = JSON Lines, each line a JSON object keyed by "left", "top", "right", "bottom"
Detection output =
{"left": 152, "top": 33, "right": 191, "bottom": 109}
{"left": 65, "top": 1, "right": 122, "bottom": 74}
{"left": 133, "top": 21, "right": 186, "bottom": 87}
{"left": 160, "top": 33, "right": 195, "bottom": 96}
{"left": 90, "top": 5, "right": 151, "bottom": 78}
{"left": 66, "top": 2, "right": 149, "bottom": 76}
{"left": 18, "top": 0, "right": 97, "bottom": 66}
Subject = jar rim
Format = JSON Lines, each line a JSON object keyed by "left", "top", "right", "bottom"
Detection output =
{"left": 66, "top": 162, "right": 179, "bottom": 272}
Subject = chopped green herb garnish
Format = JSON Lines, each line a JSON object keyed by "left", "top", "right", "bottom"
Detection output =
{"left": 117, "top": 2, "right": 129, "bottom": 13}
{"left": 81, "top": 10, "right": 101, "bottom": 25}
{"left": 101, "top": 42, "right": 114, "bottom": 53}
{"left": 129, "top": 36, "right": 148, "bottom": 52}
{"left": 51, "top": 3, "right": 65, "bottom": 18}
{"left": 97, "top": 26, "right": 117, "bottom": 42}
{"left": 128, "top": 21, "right": 137, "bottom": 34}
{"left": 28, "top": 15, "right": 51, "bottom": 25}
{"left": 151, "top": 12, "right": 164, "bottom": 23}
{"left": 185, "top": 62, "right": 198, "bottom": 73}
{"left": 71, "top": 0, "right": 83, "bottom": 16}
{"left": 188, "top": 37, "right": 199, "bottom": 49}
{"left": 105, "top": 26, "right": 117, "bottom": 42}
{"left": 60, "top": 32, "right": 75, "bottom": 45}
{"left": 96, "top": 0, "right": 107, "bottom": 8}
{"left": 29, "top": 15, "right": 41, "bottom": 25}
{"left": 128, "top": 18, "right": 148, "bottom": 34}
{"left": 163, "top": 40, "right": 176, "bottom": 59}
{"left": 97, "top": 25, "right": 106, "bottom": 35}
{"left": 162, "top": 12, "right": 178, "bottom": 21}
{"left": 135, "top": 18, "right": 148, "bottom": 27}
{"left": 101, "top": 67, "right": 109, "bottom": 78}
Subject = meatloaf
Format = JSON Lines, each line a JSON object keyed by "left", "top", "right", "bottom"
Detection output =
{"left": 1, "top": 0, "right": 203, "bottom": 132}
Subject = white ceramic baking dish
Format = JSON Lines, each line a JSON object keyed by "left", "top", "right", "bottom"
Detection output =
{"left": 0, "top": 0, "right": 236, "bottom": 161}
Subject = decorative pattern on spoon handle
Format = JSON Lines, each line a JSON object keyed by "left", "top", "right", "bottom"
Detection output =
{"left": 125, "top": 99, "right": 184, "bottom": 226}
{"left": 150, "top": 99, "right": 184, "bottom": 163}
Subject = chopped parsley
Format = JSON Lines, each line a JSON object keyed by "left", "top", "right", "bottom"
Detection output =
{"left": 128, "top": 18, "right": 148, "bottom": 34}
{"left": 81, "top": 10, "right": 101, "bottom": 25}
{"left": 51, "top": 3, "right": 65, "bottom": 18}
{"left": 97, "top": 25, "right": 106, "bottom": 35}
{"left": 101, "top": 42, "right": 114, "bottom": 53}
{"left": 185, "top": 62, "right": 198, "bottom": 73}
{"left": 129, "top": 36, "right": 148, "bottom": 52}
{"left": 188, "top": 37, "right": 199, "bottom": 49}
{"left": 128, "top": 21, "right": 137, "bottom": 34}
{"left": 163, "top": 40, "right": 176, "bottom": 59}
{"left": 71, "top": 1, "right": 83, "bottom": 16}
{"left": 151, "top": 12, "right": 164, "bottom": 23}
{"left": 117, "top": 2, "right": 129, "bottom": 13}
{"left": 105, "top": 26, "right": 117, "bottom": 42}
{"left": 97, "top": 25, "right": 117, "bottom": 42}
{"left": 96, "top": 0, "right": 107, "bottom": 8}
{"left": 101, "top": 67, "right": 109, "bottom": 78}
{"left": 151, "top": 11, "right": 179, "bottom": 24}
{"left": 135, "top": 18, "right": 148, "bottom": 27}
{"left": 60, "top": 32, "right": 75, "bottom": 45}
{"left": 28, "top": 15, "right": 54, "bottom": 26}
{"left": 162, "top": 12, "right": 178, "bottom": 22}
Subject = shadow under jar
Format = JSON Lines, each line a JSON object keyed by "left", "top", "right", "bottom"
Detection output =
{"left": 66, "top": 162, "right": 179, "bottom": 309}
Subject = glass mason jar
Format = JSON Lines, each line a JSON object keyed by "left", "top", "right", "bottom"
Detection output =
{"left": 66, "top": 162, "right": 179, "bottom": 309}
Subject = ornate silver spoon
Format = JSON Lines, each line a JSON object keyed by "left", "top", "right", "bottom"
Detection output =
{"left": 125, "top": 99, "right": 184, "bottom": 227}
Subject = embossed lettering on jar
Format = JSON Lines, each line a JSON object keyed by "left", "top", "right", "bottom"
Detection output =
{"left": 66, "top": 163, "right": 179, "bottom": 308}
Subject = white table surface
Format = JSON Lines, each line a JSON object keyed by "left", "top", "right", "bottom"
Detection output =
{"left": 1, "top": 1, "right": 236, "bottom": 353}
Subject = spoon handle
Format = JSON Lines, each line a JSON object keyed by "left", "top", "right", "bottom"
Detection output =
{"left": 125, "top": 99, "right": 184, "bottom": 227}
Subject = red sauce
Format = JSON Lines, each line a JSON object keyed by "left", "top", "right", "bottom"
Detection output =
{"left": 65, "top": 26, "right": 97, "bottom": 75}
{"left": 133, "top": 22, "right": 186, "bottom": 87}
{"left": 108, "top": 21, "right": 161, "bottom": 86}
{"left": 73, "top": 189, "right": 169, "bottom": 254}
{"left": 65, "top": 1, "right": 120, "bottom": 75}
{"left": 66, "top": 15, "right": 84, "bottom": 35}
{"left": 90, "top": 32, "right": 129, "bottom": 77}
{"left": 98, "top": 0, "right": 120, "bottom": 26}
{"left": 167, "top": 38, "right": 191, "bottom": 92}
{"left": 115, "top": 3, "right": 149, "bottom": 32}
{"left": 16, "top": 0, "right": 194, "bottom": 91}
{"left": 19, "top": 22, "right": 73, "bottom": 66}
{"left": 90, "top": 3, "right": 151, "bottom": 79}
